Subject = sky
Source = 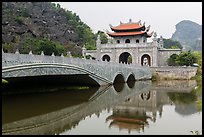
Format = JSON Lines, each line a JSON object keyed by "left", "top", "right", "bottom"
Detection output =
{"left": 54, "top": 2, "right": 202, "bottom": 39}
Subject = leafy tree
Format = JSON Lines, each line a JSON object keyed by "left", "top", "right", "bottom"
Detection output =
{"left": 167, "top": 54, "right": 179, "bottom": 66}
{"left": 2, "top": 43, "right": 14, "bottom": 53}
{"left": 19, "top": 37, "right": 65, "bottom": 55}
{"left": 96, "top": 31, "right": 108, "bottom": 44}
{"left": 178, "top": 51, "right": 197, "bottom": 66}
{"left": 192, "top": 51, "right": 202, "bottom": 66}
{"left": 167, "top": 51, "right": 198, "bottom": 66}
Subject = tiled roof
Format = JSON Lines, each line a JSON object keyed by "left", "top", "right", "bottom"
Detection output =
{"left": 111, "top": 23, "right": 143, "bottom": 31}
{"left": 107, "top": 31, "right": 153, "bottom": 37}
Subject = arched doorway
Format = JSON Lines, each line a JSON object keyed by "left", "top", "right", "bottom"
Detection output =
{"left": 102, "top": 55, "right": 110, "bottom": 62}
{"left": 119, "top": 52, "right": 132, "bottom": 64}
{"left": 141, "top": 54, "right": 151, "bottom": 66}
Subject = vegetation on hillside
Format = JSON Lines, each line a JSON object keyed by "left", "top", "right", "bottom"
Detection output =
{"left": 2, "top": 2, "right": 108, "bottom": 56}
{"left": 158, "top": 38, "right": 183, "bottom": 49}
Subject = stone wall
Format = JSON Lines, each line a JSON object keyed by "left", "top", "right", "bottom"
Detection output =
{"left": 150, "top": 66, "right": 197, "bottom": 80}
{"left": 157, "top": 49, "right": 181, "bottom": 66}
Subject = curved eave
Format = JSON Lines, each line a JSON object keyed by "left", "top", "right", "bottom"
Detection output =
{"left": 146, "top": 31, "right": 154, "bottom": 38}
{"left": 111, "top": 25, "right": 145, "bottom": 31}
{"left": 107, "top": 31, "right": 148, "bottom": 37}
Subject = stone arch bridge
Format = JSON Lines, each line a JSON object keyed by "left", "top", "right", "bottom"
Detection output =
{"left": 2, "top": 52, "right": 152, "bottom": 86}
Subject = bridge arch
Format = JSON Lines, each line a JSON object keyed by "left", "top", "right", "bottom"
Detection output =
{"left": 113, "top": 73, "right": 125, "bottom": 84}
{"left": 126, "top": 73, "right": 135, "bottom": 82}
{"left": 126, "top": 73, "right": 135, "bottom": 89}
{"left": 2, "top": 63, "right": 112, "bottom": 86}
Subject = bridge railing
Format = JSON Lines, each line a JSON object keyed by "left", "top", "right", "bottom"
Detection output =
{"left": 2, "top": 51, "right": 144, "bottom": 70}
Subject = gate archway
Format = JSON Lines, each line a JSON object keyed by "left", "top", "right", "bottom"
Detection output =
{"left": 119, "top": 52, "right": 132, "bottom": 64}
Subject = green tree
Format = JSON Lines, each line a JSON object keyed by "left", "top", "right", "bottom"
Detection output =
{"left": 19, "top": 37, "right": 65, "bottom": 55}
{"left": 167, "top": 51, "right": 198, "bottom": 66}
{"left": 2, "top": 43, "right": 14, "bottom": 53}
{"left": 96, "top": 31, "right": 108, "bottom": 44}
{"left": 167, "top": 54, "right": 179, "bottom": 66}
{"left": 178, "top": 51, "right": 197, "bottom": 66}
{"left": 192, "top": 51, "right": 202, "bottom": 66}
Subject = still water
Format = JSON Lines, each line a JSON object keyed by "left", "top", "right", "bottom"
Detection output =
{"left": 2, "top": 80, "right": 202, "bottom": 135}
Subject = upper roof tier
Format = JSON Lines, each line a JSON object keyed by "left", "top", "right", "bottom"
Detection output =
{"left": 107, "top": 31, "right": 153, "bottom": 37}
{"left": 107, "top": 20, "right": 153, "bottom": 37}
{"left": 110, "top": 20, "right": 146, "bottom": 31}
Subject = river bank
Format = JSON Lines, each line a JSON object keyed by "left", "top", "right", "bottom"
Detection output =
{"left": 150, "top": 66, "right": 198, "bottom": 80}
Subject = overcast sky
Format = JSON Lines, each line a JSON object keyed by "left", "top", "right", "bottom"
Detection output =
{"left": 54, "top": 2, "right": 202, "bottom": 39}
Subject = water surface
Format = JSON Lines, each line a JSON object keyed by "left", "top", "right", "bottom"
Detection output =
{"left": 2, "top": 80, "right": 202, "bottom": 135}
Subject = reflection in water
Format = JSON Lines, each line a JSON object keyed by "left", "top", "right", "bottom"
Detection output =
{"left": 2, "top": 80, "right": 201, "bottom": 135}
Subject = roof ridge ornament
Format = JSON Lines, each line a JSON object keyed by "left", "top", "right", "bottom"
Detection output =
{"left": 147, "top": 25, "right": 151, "bottom": 29}
{"left": 143, "top": 22, "right": 145, "bottom": 26}
{"left": 129, "top": 19, "right": 132, "bottom": 23}
{"left": 153, "top": 32, "right": 157, "bottom": 38}
{"left": 96, "top": 34, "right": 101, "bottom": 44}
{"left": 120, "top": 21, "right": 123, "bottom": 25}
{"left": 146, "top": 25, "right": 151, "bottom": 32}
{"left": 109, "top": 24, "right": 113, "bottom": 28}
{"left": 137, "top": 20, "right": 141, "bottom": 25}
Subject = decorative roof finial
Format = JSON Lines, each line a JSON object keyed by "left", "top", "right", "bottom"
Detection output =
{"left": 120, "top": 21, "right": 123, "bottom": 24}
{"left": 15, "top": 49, "right": 19, "bottom": 54}
{"left": 29, "top": 50, "right": 32, "bottom": 55}
{"left": 129, "top": 19, "right": 132, "bottom": 23}
{"left": 160, "top": 35, "right": 163, "bottom": 40}
{"left": 138, "top": 20, "right": 141, "bottom": 25}
{"left": 109, "top": 24, "right": 113, "bottom": 28}
{"left": 143, "top": 22, "right": 145, "bottom": 26}
{"left": 147, "top": 25, "right": 151, "bottom": 29}
{"left": 41, "top": 51, "right": 44, "bottom": 56}
{"left": 153, "top": 32, "right": 157, "bottom": 38}
{"left": 96, "top": 34, "right": 101, "bottom": 44}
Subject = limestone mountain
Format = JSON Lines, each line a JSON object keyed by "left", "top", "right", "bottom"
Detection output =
{"left": 171, "top": 20, "right": 202, "bottom": 51}
{"left": 2, "top": 2, "right": 96, "bottom": 56}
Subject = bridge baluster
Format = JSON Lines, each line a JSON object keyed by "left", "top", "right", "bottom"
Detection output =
{"left": 29, "top": 51, "right": 32, "bottom": 55}
{"left": 41, "top": 51, "right": 44, "bottom": 56}
{"left": 15, "top": 49, "right": 19, "bottom": 54}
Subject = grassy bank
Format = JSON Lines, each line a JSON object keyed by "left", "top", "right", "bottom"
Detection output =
{"left": 2, "top": 79, "right": 8, "bottom": 84}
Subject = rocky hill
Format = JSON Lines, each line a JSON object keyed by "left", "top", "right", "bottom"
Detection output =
{"left": 2, "top": 2, "right": 96, "bottom": 56}
{"left": 171, "top": 20, "right": 202, "bottom": 51}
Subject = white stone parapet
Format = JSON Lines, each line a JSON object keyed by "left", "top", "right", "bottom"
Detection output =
{"left": 98, "top": 42, "right": 153, "bottom": 49}
{"left": 2, "top": 52, "right": 152, "bottom": 86}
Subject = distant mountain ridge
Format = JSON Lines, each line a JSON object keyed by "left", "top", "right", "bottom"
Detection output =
{"left": 171, "top": 20, "right": 202, "bottom": 51}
